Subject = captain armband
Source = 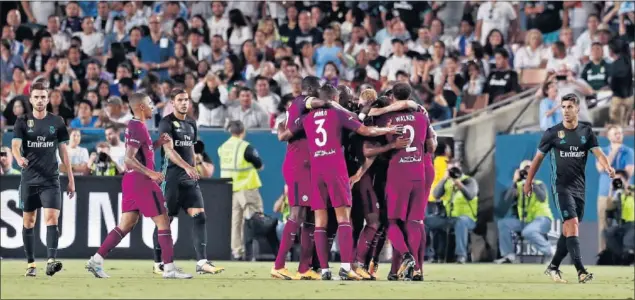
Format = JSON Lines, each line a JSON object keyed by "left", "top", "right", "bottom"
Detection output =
{"left": 305, "top": 97, "right": 315, "bottom": 109}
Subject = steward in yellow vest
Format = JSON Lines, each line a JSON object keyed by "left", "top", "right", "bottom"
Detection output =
{"left": 217, "top": 121, "right": 264, "bottom": 260}
{"left": 604, "top": 170, "right": 634, "bottom": 258}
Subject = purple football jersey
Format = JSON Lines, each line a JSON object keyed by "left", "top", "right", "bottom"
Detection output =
{"left": 283, "top": 96, "right": 310, "bottom": 168}
{"left": 302, "top": 107, "right": 362, "bottom": 175}
{"left": 377, "top": 110, "right": 429, "bottom": 180}
{"left": 124, "top": 119, "right": 155, "bottom": 177}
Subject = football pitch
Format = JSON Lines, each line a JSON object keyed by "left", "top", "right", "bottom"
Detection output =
{"left": 1, "top": 260, "right": 633, "bottom": 299}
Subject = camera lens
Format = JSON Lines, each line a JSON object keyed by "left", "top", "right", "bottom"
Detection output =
{"left": 613, "top": 178, "right": 624, "bottom": 190}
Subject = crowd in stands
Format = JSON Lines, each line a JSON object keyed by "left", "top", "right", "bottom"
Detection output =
{"left": 0, "top": 1, "right": 633, "bottom": 134}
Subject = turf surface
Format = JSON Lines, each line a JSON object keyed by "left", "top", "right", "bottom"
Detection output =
{"left": 1, "top": 260, "right": 633, "bottom": 299}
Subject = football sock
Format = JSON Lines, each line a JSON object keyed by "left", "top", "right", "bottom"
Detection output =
{"left": 46, "top": 225, "right": 59, "bottom": 260}
{"left": 566, "top": 236, "right": 585, "bottom": 273}
{"left": 23, "top": 227, "right": 35, "bottom": 264}
{"left": 340, "top": 262, "right": 351, "bottom": 271}
{"left": 406, "top": 221, "right": 422, "bottom": 269}
{"left": 298, "top": 222, "right": 315, "bottom": 273}
{"left": 152, "top": 226, "right": 162, "bottom": 263}
{"left": 418, "top": 223, "right": 427, "bottom": 270}
{"left": 274, "top": 219, "right": 299, "bottom": 269}
{"left": 371, "top": 228, "right": 386, "bottom": 262}
{"left": 191, "top": 213, "right": 207, "bottom": 261}
{"left": 157, "top": 229, "right": 174, "bottom": 264}
{"left": 355, "top": 225, "right": 378, "bottom": 264}
{"left": 549, "top": 234, "right": 569, "bottom": 269}
{"left": 314, "top": 227, "right": 330, "bottom": 269}
{"left": 337, "top": 222, "right": 354, "bottom": 264}
{"left": 387, "top": 220, "right": 409, "bottom": 255}
{"left": 97, "top": 227, "right": 127, "bottom": 258}
{"left": 390, "top": 248, "right": 401, "bottom": 274}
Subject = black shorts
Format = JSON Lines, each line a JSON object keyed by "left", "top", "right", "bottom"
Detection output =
{"left": 19, "top": 183, "right": 61, "bottom": 212}
{"left": 162, "top": 179, "right": 204, "bottom": 217}
{"left": 555, "top": 191, "right": 585, "bottom": 221}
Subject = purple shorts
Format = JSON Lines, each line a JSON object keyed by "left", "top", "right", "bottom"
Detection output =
{"left": 283, "top": 166, "right": 312, "bottom": 207}
{"left": 359, "top": 173, "right": 380, "bottom": 216}
{"left": 311, "top": 172, "right": 352, "bottom": 210}
{"left": 122, "top": 173, "right": 166, "bottom": 217}
{"left": 422, "top": 155, "right": 434, "bottom": 218}
{"left": 385, "top": 179, "right": 425, "bottom": 221}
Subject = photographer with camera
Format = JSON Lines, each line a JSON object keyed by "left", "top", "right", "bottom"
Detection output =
{"left": 597, "top": 125, "right": 634, "bottom": 252}
{"left": 193, "top": 140, "right": 214, "bottom": 178}
{"left": 425, "top": 161, "right": 479, "bottom": 264}
{"left": 87, "top": 142, "right": 123, "bottom": 176}
{"left": 0, "top": 146, "right": 20, "bottom": 175}
{"left": 603, "top": 170, "right": 635, "bottom": 264}
{"left": 494, "top": 160, "right": 554, "bottom": 264}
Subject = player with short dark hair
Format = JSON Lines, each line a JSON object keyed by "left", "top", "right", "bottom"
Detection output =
{"left": 152, "top": 89, "right": 224, "bottom": 275}
{"left": 524, "top": 93, "right": 615, "bottom": 284}
{"left": 300, "top": 84, "right": 402, "bottom": 280}
{"left": 373, "top": 82, "right": 434, "bottom": 280}
{"left": 12, "top": 82, "right": 75, "bottom": 277}
{"left": 86, "top": 93, "right": 192, "bottom": 279}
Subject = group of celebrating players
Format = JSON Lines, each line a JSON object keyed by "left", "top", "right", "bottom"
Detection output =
{"left": 271, "top": 76, "right": 437, "bottom": 281}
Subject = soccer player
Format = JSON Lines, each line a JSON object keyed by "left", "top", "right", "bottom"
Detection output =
{"left": 302, "top": 84, "right": 401, "bottom": 280}
{"left": 12, "top": 82, "right": 75, "bottom": 277}
{"left": 271, "top": 76, "right": 322, "bottom": 280}
{"left": 86, "top": 93, "right": 192, "bottom": 279}
{"left": 374, "top": 83, "right": 433, "bottom": 280}
{"left": 524, "top": 93, "right": 615, "bottom": 284}
{"left": 152, "top": 89, "right": 224, "bottom": 275}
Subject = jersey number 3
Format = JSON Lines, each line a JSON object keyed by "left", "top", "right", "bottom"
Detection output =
{"left": 403, "top": 125, "right": 417, "bottom": 153}
{"left": 314, "top": 119, "right": 327, "bottom": 147}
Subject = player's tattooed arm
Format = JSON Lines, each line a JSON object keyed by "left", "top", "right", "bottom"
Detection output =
{"left": 124, "top": 147, "right": 164, "bottom": 182}
{"left": 163, "top": 140, "right": 200, "bottom": 180}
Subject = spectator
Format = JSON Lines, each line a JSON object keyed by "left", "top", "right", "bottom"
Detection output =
{"left": 72, "top": 17, "right": 104, "bottom": 57}
{"left": 430, "top": 18, "right": 454, "bottom": 48}
{"left": 483, "top": 48, "right": 521, "bottom": 105}
{"left": 524, "top": 1, "right": 566, "bottom": 45}
{"left": 379, "top": 20, "right": 410, "bottom": 57}
{"left": 80, "top": 59, "right": 109, "bottom": 93}
{"left": 84, "top": 89, "right": 103, "bottom": 116}
{"left": 547, "top": 41, "right": 581, "bottom": 76}
{"left": 484, "top": 29, "right": 514, "bottom": 71}
{"left": 88, "top": 142, "right": 123, "bottom": 176}
{"left": 2, "top": 96, "right": 29, "bottom": 126}
{"left": 104, "top": 125, "right": 126, "bottom": 168}
{"left": 193, "top": 72, "right": 228, "bottom": 128}
{"left": 193, "top": 140, "right": 215, "bottom": 178}
{"left": 171, "top": 18, "right": 189, "bottom": 44}
{"left": 97, "top": 80, "right": 111, "bottom": 103}
{"left": 67, "top": 45, "right": 85, "bottom": 80}
{"left": 227, "top": 87, "right": 270, "bottom": 129}
{"left": 343, "top": 25, "right": 367, "bottom": 57}
{"left": 607, "top": 38, "right": 634, "bottom": 127}
{"left": 117, "top": 77, "right": 134, "bottom": 103}
{"left": 49, "top": 55, "right": 81, "bottom": 105}
{"left": 242, "top": 41, "right": 262, "bottom": 81}
{"left": 20, "top": 1, "right": 57, "bottom": 27}
{"left": 61, "top": 1, "right": 82, "bottom": 35}
{"left": 367, "top": 39, "right": 387, "bottom": 74}
{"left": 187, "top": 28, "right": 212, "bottom": 62}
{"left": 7, "top": 67, "right": 31, "bottom": 99}
{"left": 0, "top": 39, "right": 25, "bottom": 83}
{"left": 552, "top": 70, "right": 594, "bottom": 123}
{"left": 133, "top": 15, "right": 176, "bottom": 81}
{"left": 380, "top": 39, "right": 412, "bottom": 82}
{"left": 295, "top": 42, "right": 317, "bottom": 77}
{"left": 559, "top": 27, "right": 583, "bottom": 62}
{"left": 0, "top": 146, "right": 20, "bottom": 175}
{"left": 433, "top": 1, "right": 466, "bottom": 37}
{"left": 122, "top": 2, "right": 147, "bottom": 33}
{"left": 254, "top": 30, "right": 275, "bottom": 62}
{"left": 321, "top": 62, "right": 340, "bottom": 87}
{"left": 575, "top": 14, "right": 601, "bottom": 63}
{"left": 254, "top": 76, "right": 281, "bottom": 116}
{"left": 6, "top": 9, "right": 33, "bottom": 43}
{"left": 218, "top": 120, "right": 264, "bottom": 261}
{"left": 47, "top": 89, "right": 74, "bottom": 123}
{"left": 283, "top": 76, "right": 303, "bottom": 99}
{"left": 101, "top": 96, "right": 132, "bottom": 127}
{"left": 1, "top": 25, "right": 24, "bottom": 57}
{"left": 435, "top": 56, "right": 465, "bottom": 117}
{"left": 454, "top": 18, "right": 476, "bottom": 57}
{"left": 70, "top": 99, "right": 98, "bottom": 128}
{"left": 463, "top": 61, "right": 486, "bottom": 98}
{"left": 347, "top": 50, "right": 380, "bottom": 82}
{"left": 207, "top": 1, "right": 229, "bottom": 40}
{"left": 209, "top": 34, "right": 229, "bottom": 73}
{"left": 412, "top": 27, "right": 434, "bottom": 56}
{"left": 291, "top": 11, "right": 323, "bottom": 54}
{"left": 58, "top": 128, "right": 90, "bottom": 175}
{"left": 583, "top": 24, "right": 613, "bottom": 61}
{"left": 273, "top": 58, "right": 299, "bottom": 96}
{"left": 103, "top": 16, "right": 128, "bottom": 54}
{"left": 46, "top": 16, "right": 71, "bottom": 55}
{"left": 220, "top": 55, "right": 244, "bottom": 88}
{"left": 190, "top": 14, "right": 211, "bottom": 45}
{"left": 464, "top": 41, "right": 490, "bottom": 77}
{"left": 581, "top": 43, "right": 610, "bottom": 91}
{"left": 538, "top": 80, "right": 563, "bottom": 131}
{"left": 256, "top": 18, "right": 280, "bottom": 48}
{"left": 476, "top": 0, "right": 518, "bottom": 46}
{"left": 226, "top": 9, "right": 253, "bottom": 55}
{"left": 94, "top": 1, "right": 114, "bottom": 33}
{"left": 597, "top": 125, "right": 635, "bottom": 252}
{"left": 27, "top": 32, "right": 54, "bottom": 76}
{"left": 514, "top": 29, "right": 550, "bottom": 72}
{"left": 314, "top": 27, "right": 343, "bottom": 78}
{"left": 602, "top": 169, "right": 635, "bottom": 264}
{"left": 278, "top": 5, "right": 299, "bottom": 46}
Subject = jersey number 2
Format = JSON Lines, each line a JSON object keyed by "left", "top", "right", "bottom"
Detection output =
{"left": 403, "top": 125, "right": 417, "bottom": 153}
{"left": 314, "top": 119, "right": 327, "bottom": 147}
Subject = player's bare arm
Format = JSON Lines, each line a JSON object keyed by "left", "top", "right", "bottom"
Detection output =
{"left": 362, "top": 139, "right": 408, "bottom": 158}
{"left": 153, "top": 133, "right": 172, "bottom": 150}
{"left": 356, "top": 124, "right": 404, "bottom": 137}
{"left": 124, "top": 146, "right": 164, "bottom": 182}
{"left": 58, "top": 143, "right": 76, "bottom": 198}
{"left": 349, "top": 156, "right": 375, "bottom": 186}
{"left": 368, "top": 100, "right": 418, "bottom": 117}
{"left": 591, "top": 147, "right": 616, "bottom": 178}
{"left": 11, "top": 139, "right": 28, "bottom": 167}
{"left": 277, "top": 120, "right": 294, "bottom": 141}
{"left": 523, "top": 151, "right": 546, "bottom": 197}
{"left": 163, "top": 140, "right": 200, "bottom": 180}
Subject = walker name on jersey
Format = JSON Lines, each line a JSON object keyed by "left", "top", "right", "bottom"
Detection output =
{"left": 27, "top": 136, "right": 55, "bottom": 148}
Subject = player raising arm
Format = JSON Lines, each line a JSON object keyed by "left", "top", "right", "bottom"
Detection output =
{"left": 523, "top": 94, "right": 614, "bottom": 284}
{"left": 12, "top": 82, "right": 75, "bottom": 277}
{"left": 86, "top": 93, "right": 192, "bottom": 279}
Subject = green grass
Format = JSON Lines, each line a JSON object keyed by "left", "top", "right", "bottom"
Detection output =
{"left": 1, "top": 260, "right": 634, "bottom": 299}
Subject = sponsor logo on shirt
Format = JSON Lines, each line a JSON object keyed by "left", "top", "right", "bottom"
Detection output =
{"left": 174, "top": 135, "right": 194, "bottom": 147}
{"left": 27, "top": 136, "right": 54, "bottom": 148}
{"left": 560, "top": 146, "right": 585, "bottom": 158}
{"left": 399, "top": 155, "right": 422, "bottom": 163}
{"left": 314, "top": 149, "right": 336, "bottom": 157}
